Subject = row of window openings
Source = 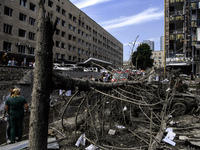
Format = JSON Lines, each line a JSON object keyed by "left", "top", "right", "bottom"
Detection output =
{"left": 55, "top": 42, "right": 91, "bottom": 55}
{"left": 4, "top": 7, "right": 36, "bottom": 26}
{"left": 5, "top": 6, "right": 117, "bottom": 48}
{"left": 5, "top": 8, "right": 108, "bottom": 45}
{"left": 19, "top": 0, "right": 36, "bottom": 11}
{"left": 6, "top": 3, "right": 101, "bottom": 40}
{"left": 4, "top": 24, "right": 35, "bottom": 40}
{"left": 56, "top": 28, "right": 92, "bottom": 41}
{"left": 154, "top": 57, "right": 162, "bottom": 59}
{"left": 55, "top": 54, "right": 88, "bottom": 62}
{"left": 3, "top": 41, "right": 35, "bottom": 55}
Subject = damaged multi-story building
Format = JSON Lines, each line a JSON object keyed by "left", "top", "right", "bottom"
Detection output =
{"left": 165, "top": 0, "right": 200, "bottom": 75}
{"left": 0, "top": 0, "right": 123, "bottom": 68}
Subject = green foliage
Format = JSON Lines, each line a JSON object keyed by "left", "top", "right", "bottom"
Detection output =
{"left": 131, "top": 43, "right": 153, "bottom": 70}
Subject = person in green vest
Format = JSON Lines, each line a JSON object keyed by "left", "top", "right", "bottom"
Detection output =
{"left": 5, "top": 88, "right": 28, "bottom": 143}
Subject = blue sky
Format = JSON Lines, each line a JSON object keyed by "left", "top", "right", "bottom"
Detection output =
{"left": 70, "top": 0, "right": 164, "bottom": 61}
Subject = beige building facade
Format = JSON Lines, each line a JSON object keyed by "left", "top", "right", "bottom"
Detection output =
{"left": 151, "top": 51, "right": 164, "bottom": 68}
{"left": 0, "top": 0, "right": 123, "bottom": 68}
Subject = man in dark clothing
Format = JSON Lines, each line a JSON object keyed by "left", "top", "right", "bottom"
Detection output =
{"left": 5, "top": 88, "right": 28, "bottom": 143}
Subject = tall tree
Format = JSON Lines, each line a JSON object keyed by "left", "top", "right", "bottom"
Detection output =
{"left": 28, "top": 0, "right": 56, "bottom": 149}
{"left": 131, "top": 43, "right": 153, "bottom": 70}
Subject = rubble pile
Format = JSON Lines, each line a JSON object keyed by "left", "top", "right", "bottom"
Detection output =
{"left": 48, "top": 69, "right": 200, "bottom": 150}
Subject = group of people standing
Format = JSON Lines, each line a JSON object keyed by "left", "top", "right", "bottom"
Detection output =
{"left": 3, "top": 86, "right": 28, "bottom": 144}
{"left": 2, "top": 53, "right": 17, "bottom": 66}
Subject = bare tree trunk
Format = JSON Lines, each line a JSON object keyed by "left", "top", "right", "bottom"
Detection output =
{"left": 28, "top": 1, "right": 55, "bottom": 149}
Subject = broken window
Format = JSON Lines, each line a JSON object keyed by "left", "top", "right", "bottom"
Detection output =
{"left": 29, "top": 17, "right": 35, "bottom": 26}
{"left": 73, "top": 16, "right": 76, "bottom": 23}
{"left": 30, "top": 3, "right": 36, "bottom": 12}
{"left": 56, "top": 17, "right": 60, "bottom": 24}
{"left": 61, "top": 54, "right": 65, "bottom": 60}
{"left": 68, "top": 45, "right": 72, "bottom": 51}
{"left": 4, "top": 24, "right": 12, "bottom": 34}
{"left": 18, "top": 45, "right": 26, "bottom": 53}
{"left": 56, "top": 29, "right": 60, "bottom": 35}
{"left": 28, "top": 32, "right": 35, "bottom": 40}
{"left": 55, "top": 53, "right": 59, "bottom": 59}
{"left": 61, "top": 43, "right": 65, "bottom": 49}
{"left": 61, "top": 31, "right": 65, "bottom": 37}
{"left": 20, "top": 0, "right": 27, "bottom": 7}
{"left": 19, "top": 13, "right": 27, "bottom": 22}
{"left": 62, "top": 9, "right": 66, "bottom": 16}
{"left": 56, "top": 5, "right": 60, "bottom": 13}
{"left": 69, "top": 24, "right": 72, "bottom": 30}
{"left": 29, "top": 47, "right": 35, "bottom": 55}
{"left": 48, "top": 13, "right": 53, "bottom": 20}
{"left": 73, "top": 36, "right": 76, "bottom": 42}
{"left": 3, "top": 41, "right": 12, "bottom": 51}
{"left": 82, "top": 22, "right": 85, "bottom": 28}
{"left": 78, "top": 39, "right": 81, "bottom": 44}
{"left": 48, "top": 0, "right": 53, "bottom": 7}
{"left": 62, "top": 20, "right": 66, "bottom": 27}
{"left": 73, "top": 26, "right": 76, "bottom": 32}
{"left": 68, "top": 34, "right": 72, "bottom": 40}
{"left": 19, "top": 29, "right": 26, "bottom": 37}
{"left": 56, "top": 41, "right": 60, "bottom": 47}
{"left": 78, "top": 48, "right": 81, "bottom": 54}
{"left": 68, "top": 55, "right": 71, "bottom": 61}
{"left": 73, "top": 46, "right": 76, "bottom": 52}
{"left": 69, "top": 13, "right": 72, "bottom": 20}
{"left": 4, "top": 6, "right": 13, "bottom": 17}
{"left": 78, "top": 29, "right": 81, "bottom": 35}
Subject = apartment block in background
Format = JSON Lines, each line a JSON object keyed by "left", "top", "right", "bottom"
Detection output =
{"left": 0, "top": 0, "right": 123, "bottom": 68}
{"left": 160, "top": 36, "right": 164, "bottom": 51}
{"left": 151, "top": 51, "right": 165, "bottom": 68}
{"left": 139, "top": 40, "right": 155, "bottom": 51}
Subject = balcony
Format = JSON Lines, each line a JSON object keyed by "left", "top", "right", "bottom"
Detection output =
{"left": 176, "top": 16, "right": 184, "bottom": 21}
{"left": 194, "top": 56, "right": 200, "bottom": 61}
{"left": 176, "top": 0, "right": 184, "bottom": 2}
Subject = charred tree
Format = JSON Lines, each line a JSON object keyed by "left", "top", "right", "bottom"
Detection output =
{"left": 28, "top": 1, "right": 56, "bottom": 149}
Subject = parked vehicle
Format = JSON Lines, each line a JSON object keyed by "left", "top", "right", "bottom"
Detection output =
{"left": 148, "top": 81, "right": 199, "bottom": 116}
{"left": 111, "top": 72, "right": 128, "bottom": 82}
{"left": 53, "top": 63, "right": 73, "bottom": 71}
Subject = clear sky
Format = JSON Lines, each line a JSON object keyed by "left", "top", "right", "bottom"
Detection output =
{"left": 70, "top": 0, "right": 164, "bottom": 61}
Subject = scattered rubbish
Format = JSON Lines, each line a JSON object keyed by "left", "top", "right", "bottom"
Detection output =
{"left": 166, "top": 88, "right": 171, "bottom": 92}
{"left": 48, "top": 129, "right": 56, "bottom": 136}
{"left": 179, "top": 136, "right": 188, "bottom": 141}
{"left": 75, "top": 134, "right": 86, "bottom": 147}
{"left": 85, "top": 144, "right": 98, "bottom": 150}
{"left": 165, "top": 128, "right": 173, "bottom": 132}
{"left": 123, "top": 106, "right": 127, "bottom": 111}
{"left": 168, "top": 115, "right": 173, "bottom": 118}
{"left": 169, "top": 121, "right": 179, "bottom": 125}
{"left": 115, "top": 125, "right": 125, "bottom": 129}
{"left": 108, "top": 129, "right": 116, "bottom": 135}
{"left": 163, "top": 128, "right": 176, "bottom": 146}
